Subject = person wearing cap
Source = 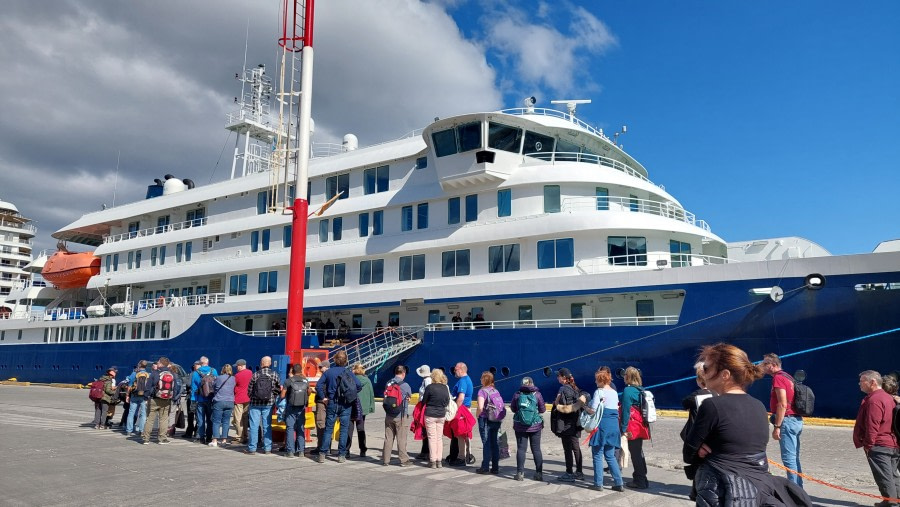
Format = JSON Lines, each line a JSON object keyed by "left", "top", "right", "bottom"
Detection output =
{"left": 415, "top": 365, "right": 433, "bottom": 459}
{"left": 125, "top": 360, "right": 151, "bottom": 436}
{"left": 231, "top": 358, "right": 252, "bottom": 444}
{"left": 92, "top": 366, "right": 118, "bottom": 429}
{"left": 142, "top": 356, "right": 175, "bottom": 445}
{"left": 190, "top": 356, "right": 218, "bottom": 444}
{"left": 311, "top": 359, "right": 330, "bottom": 455}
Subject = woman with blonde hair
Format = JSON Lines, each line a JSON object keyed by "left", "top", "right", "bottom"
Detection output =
{"left": 346, "top": 363, "right": 374, "bottom": 457}
{"left": 620, "top": 366, "right": 650, "bottom": 489}
{"left": 587, "top": 367, "right": 624, "bottom": 491}
{"left": 421, "top": 368, "right": 450, "bottom": 468}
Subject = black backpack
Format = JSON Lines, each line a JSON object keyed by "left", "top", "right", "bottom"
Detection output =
{"left": 335, "top": 369, "right": 358, "bottom": 405}
{"left": 891, "top": 403, "right": 900, "bottom": 443}
{"left": 251, "top": 373, "right": 275, "bottom": 402}
{"left": 199, "top": 371, "right": 217, "bottom": 398}
{"left": 782, "top": 372, "right": 815, "bottom": 416}
{"left": 287, "top": 377, "right": 309, "bottom": 407}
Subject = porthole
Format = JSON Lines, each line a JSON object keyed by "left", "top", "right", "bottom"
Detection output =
{"left": 489, "top": 366, "right": 497, "bottom": 375}
{"left": 501, "top": 367, "right": 510, "bottom": 377}
{"left": 805, "top": 273, "right": 825, "bottom": 290}
{"left": 542, "top": 367, "right": 552, "bottom": 378}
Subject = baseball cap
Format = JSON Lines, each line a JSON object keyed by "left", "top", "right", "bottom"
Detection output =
{"left": 557, "top": 367, "right": 572, "bottom": 378}
{"left": 106, "top": 366, "right": 118, "bottom": 373}
{"left": 235, "top": 359, "right": 247, "bottom": 366}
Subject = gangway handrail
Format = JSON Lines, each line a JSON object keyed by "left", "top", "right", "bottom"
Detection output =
{"left": 329, "top": 326, "right": 424, "bottom": 373}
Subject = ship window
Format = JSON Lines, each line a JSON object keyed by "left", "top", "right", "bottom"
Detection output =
{"left": 105, "top": 255, "right": 111, "bottom": 273}
{"left": 78, "top": 327, "right": 87, "bottom": 341}
{"left": 151, "top": 247, "right": 158, "bottom": 266}
{"left": 636, "top": 300, "right": 654, "bottom": 321}
{"left": 251, "top": 231, "right": 259, "bottom": 252}
{"left": 555, "top": 138, "right": 581, "bottom": 161}
{"left": 415, "top": 156, "right": 428, "bottom": 169}
{"left": 257, "top": 191, "right": 268, "bottom": 215}
{"left": 103, "top": 325, "right": 114, "bottom": 341}
{"left": 457, "top": 122, "right": 481, "bottom": 152}
{"left": 488, "top": 122, "right": 523, "bottom": 153}
{"left": 465, "top": 194, "right": 477, "bottom": 222}
{"left": 18, "top": 330, "right": 23, "bottom": 340}
{"left": 283, "top": 225, "right": 292, "bottom": 248}
{"left": 359, "top": 259, "right": 384, "bottom": 285}
{"left": 229, "top": 274, "right": 248, "bottom": 296}
{"left": 364, "top": 165, "right": 389, "bottom": 194}
{"left": 373, "top": 210, "right": 384, "bottom": 236}
{"left": 401, "top": 206, "right": 413, "bottom": 232}
{"left": 185, "top": 242, "right": 192, "bottom": 261}
{"left": 304, "top": 267, "right": 310, "bottom": 290}
{"left": 259, "top": 270, "right": 278, "bottom": 293}
{"left": 428, "top": 310, "right": 441, "bottom": 324}
{"left": 128, "top": 221, "right": 140, "bottom": 238}
{"left": 432, "top": 128, "right": 457, "bottom": 158}
{"left": 287, "top": 184, "right": 295, "bottom": 202}
{"left": 261, "top": 229, "right": 271, "bottom": 251}
{"left": 497, "top": 189, "right": 511, "bottom": 217}
{"left": 144, "top": 322, "right": 155, "bottom": 339}
{"left": 399, "top": 254, "right": 426, "bottom": 281}
{"left": 175, "top": 243, "right": 183, "bottom": 263}
{"left": 326, "top": 173, "right": 350, "bottom": 200}
{"left": 187, "top": 208, "right": 205, "bottom": 227}
{"left": 319, "top": 220, "right": 329, "bottom": 243}
{"left": 448, "top": 197, "right": 460, "bottom": 225}
{"left": 388, "top": 312, "right": 400, "bottom": 327}
{"left": 135, "top": 250, "right": 142, "bottom": 268}
{"left": 442, "top": 249, "right": 470, "bottom": 277}
{"left": 323, "top": 263, "right": 346, "bottom": 288}
{"left": 359, "top": 213, "right": 369, "bottom": 237}
{"left": 181, "top": 287, "right": 193, "bottom": 297}
{"left": 432, "top": 122, "right": 482, "bottom": 158}
{"left": 670, "top": 240, "right": 692, "bottom": 268}
{"left": 523, "top": 131, "right": 555, "bottom": 158}
{"left": 417, "top": 203, "right": 429, "bottom": 229}
{"left": 488, "top": 244, "right": 520, "bottom": 273}
{"left": 518, "top": 305, "right": 533, "bottom": 321}
{"left": 132, "top": 323, "right": 141, "bottom": 340}
{"left": 158, "top": 247, "right": 164, "bottom": 266}
{"left": 607, "top": 236, "right": 647, "bottom": 266}
{"left": 352, "top": 315, "right": 362, "bottom": 329}
{"left": 596, "top": 187, "right": 609, "bottom": 210}
{"left": 157, "top": 215, "right": 170, "bottom": 233}
{"left": 196, "top": 285, "right": 208, "bottom": 295}
{"left": 161, "top": 321, "right": 170, "bottom": 339}
{"left": 543, "top": 185, "right": 561, "bottom": 213}
{"left": 629, "top": 195, "right": 639, "bottom": 212}
{"left": 537, "top": 238, "right": 574, "bottom": 269}
{"left": 332, "top": 219, "right": 342, "bottom": 241}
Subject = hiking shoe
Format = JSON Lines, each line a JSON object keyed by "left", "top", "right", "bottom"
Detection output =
{"left": 514, "top": 472, "right": 524, "bottom": 481}
{"left": 399, "top": 461, "right": 410, "bottom": 467}
{"left": 532, "top": 472, "right": 543, "bottom": 481}
{"left": 317, "top": 454, "right": 325, "bottom": 463}
{"left": 557, "top": 473, "right": 576, "bottom": 482}
{"left": 436, "top": 460, "right": 442, "bottom": 468}
{"left": 589, "top": 484, "right": 603, "bottom": 491}
{"left": 574, "top": 472, "right": 584, "bottom": 481}
{"left": 337, "top": 456, "right": 346, "bottom": 463}
{"left": 158, "top": 440, "right": 170, "bottom": 445}
{"left": 466, "top": 454, "right": 476, "bottom": 464}
{"left": 141, "top": 441, "right": 150, "bottom": 445}
{"left": 449, "top": 459, "right": 466, "bottom": 467}
{"left": 429, "top": 461, "right": 437, "bottom": 469}
{"left": 612, "top": 485, "right": 625, "bottom": 492}
{"left": 475, "top": 468, "right": 490, "bottom": 475}
{"left": 626, "top": 482, "right": 649, "bottom": 490}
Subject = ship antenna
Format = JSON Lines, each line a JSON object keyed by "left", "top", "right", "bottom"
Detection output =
{"left": 550, "top": 99, "right": 591, "bottom": 120}
{"left": 240, "top": 19, "right": 249, "bottom": 107}
{"left": 112, "top": 150, "right": 120, "bottom": 207}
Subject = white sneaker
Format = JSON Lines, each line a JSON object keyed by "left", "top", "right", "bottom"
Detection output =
{"left": 208, "top": 441, "right": 218, "bottom": 447}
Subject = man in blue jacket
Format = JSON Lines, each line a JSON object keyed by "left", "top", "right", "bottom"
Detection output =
{"left": 190, "top": 356, "right": 218, "bottom": 444}
{"left": 315, "top": 350, "right": 361, "bottom": 463}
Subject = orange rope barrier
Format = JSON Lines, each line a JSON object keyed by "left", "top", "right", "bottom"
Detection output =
{"left": 767, "top": 459, "right": 900, "bottom": 503}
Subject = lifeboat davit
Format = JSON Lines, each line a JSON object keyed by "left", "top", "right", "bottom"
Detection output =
{"left": 41, "top": 248, "right": 100, "bottom": 289}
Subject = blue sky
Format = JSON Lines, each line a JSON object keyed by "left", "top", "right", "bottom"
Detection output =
{"left": 0, "top": 0, "right": 897, "bottom": 255}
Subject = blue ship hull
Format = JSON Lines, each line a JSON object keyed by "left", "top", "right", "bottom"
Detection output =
{"left": 2, "top": 271, "right": 898, "bottom": 419}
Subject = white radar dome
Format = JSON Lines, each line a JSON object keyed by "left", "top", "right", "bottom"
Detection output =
{"left": 343, "top": 134, "right": 358, "bottom": 151}
{"left": 163, "top": 178, "right": 186, "bottom": 195}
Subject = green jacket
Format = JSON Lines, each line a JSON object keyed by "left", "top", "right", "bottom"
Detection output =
{"left": 356, "top": 374, "right": 375, "bottom": 415}
{"left": 99, "top": 375, "right": 117, "bottom": 404}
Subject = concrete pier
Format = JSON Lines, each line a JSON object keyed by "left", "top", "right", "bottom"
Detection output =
{"left": 0, "top": 385, "right": 885, "bottom": 506}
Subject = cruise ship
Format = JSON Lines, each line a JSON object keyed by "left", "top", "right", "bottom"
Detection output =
{"left": 0, "top": 200, "right": 35, "bottom": 312}
{"left": 2, "top": 8, "right": 899, "bottom": 419}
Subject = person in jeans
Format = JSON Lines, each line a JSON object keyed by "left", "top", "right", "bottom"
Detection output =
{"left": 620, "top": 366, "right": 650, "bottom": 489}
{"left": 510, "top": 376, "right": 546, "bottom": 481}
{"left": 281, "top": 364, "right": 308, "bottom": 458}
{"left": 181, "top": 361, "right": 200, "bottom": 439}
{"left": 475, "top": 371, "right": 503, "bottom": 474}
{"left": 382, "top": 365, "right": 412, "bottom": 467}
{"left": 316, "top": 351, "right": 361, "bottom": 463}
{"left": 762, "top": 353, "right": 804, "bottom": 487}
{"left": 191, "top": 356, "right": 218, "bottom": 444}
{"left": 588, "top": 367, "right": 624, "bottom": 492}
{"left": 91, "top": 366, "right": 117, "bottom": 429}
{"left": 142, "top": 357, "right": 174, "bottom": 445}
{"left": 209, "top": 363, "right": 235, "bottom": 448}
{"left": 243, "top": 356, "right": 282, "bottom": 454}
{"left": 231, "top": 359, "right": 251, "bottom": 444}
{"left": 421, "top": 368, "right": 450, "bottom": 469}
{"left": 125, "top": 360, "right": 149, "bottom": 435}
{"left": 854, "top": 370, "right": 900, "bottom": 505}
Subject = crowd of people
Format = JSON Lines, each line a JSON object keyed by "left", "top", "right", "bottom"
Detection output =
{"left": 88, "top": 345, "right": 900, "bottom": 506}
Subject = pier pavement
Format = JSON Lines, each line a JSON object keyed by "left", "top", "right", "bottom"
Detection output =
{"left": 0, "top": 385, "right": 883, "bottom": 506}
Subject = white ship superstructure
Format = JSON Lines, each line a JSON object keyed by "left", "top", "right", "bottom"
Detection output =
{"left": 0, "top": 200, "right": 34, "bottom": 307}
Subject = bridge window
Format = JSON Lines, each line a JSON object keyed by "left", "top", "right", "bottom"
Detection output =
{"left": 608, "top": 236, "right": 647, "bottom": 266}
{"left": 432, "top": 122, "right": 482, "bottom": 158}
{"left": 488, "top": 122, "right": 523, "bottom": 153}
{"left": 537, "top": 238, "right": 574, "bottom": 269}
{"left": 488, "top": 244, "right": 520, "bottom": 273}
{"left": 523, "top": 131, "right": 555, "bottom": 158}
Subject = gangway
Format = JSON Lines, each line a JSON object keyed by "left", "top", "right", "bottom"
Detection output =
{"left": 328, "top": 326, "right": 423, "bottom": 373}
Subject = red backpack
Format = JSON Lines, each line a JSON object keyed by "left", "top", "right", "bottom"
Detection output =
{"left": 88, "top": 379, "right": 106, "bottom": 402}
{"left": 382, "top": 381, "right": 404, "bottom": 417}
{"left": 156, "top": 371, "right": 175, "bottom": 399}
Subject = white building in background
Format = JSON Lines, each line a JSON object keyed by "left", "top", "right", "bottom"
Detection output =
{"left": 0, "top": 199, "right": 34, "bottom": 306}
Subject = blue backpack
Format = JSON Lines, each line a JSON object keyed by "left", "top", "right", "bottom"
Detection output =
{"left": 513, "top": 392, "right": 542, "bottom": 426}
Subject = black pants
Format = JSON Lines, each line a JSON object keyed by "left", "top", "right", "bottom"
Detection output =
{"left": 119, "top": 402, "right": 130, "bottom": 426}
{"left": 628, "top": 438, "right": 649, "bottom": 487}
{"left": 184, "top": 400, "right": 197, "bottom": 437}
{"left": 447, "top": 434, "right": 459, "bottom": 461}
{"left": 867, "top": 445, "right": 900, "bottom": 504}
{"left": 515, "top": 430, "right": 543, "bottom": 473}
{"left": 346, "top": 417, "right": 367, "bottom": 455}
{"left": 560, "top": 434, "right": 582, "bottom": 474}
{"left": 419, "top": 435, "right": 429, "bottom": 456}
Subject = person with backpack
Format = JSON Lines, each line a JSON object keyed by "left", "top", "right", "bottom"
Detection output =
{"left": 125, "top": 360, "right": 150, "bottom": 436}
{"left": 209, "top": 363, "right": 235, "bottom": 448}
{"left": 90, "top": 366, "right": 118, "bottom": 429}
{"left": 190, "top": 356, "right": 218, "bottom": 444}
{"left": 243, "top": 356, "right": 282, "bottom": 455}
{"left": 315, "top": 350, "right": 361, "bottom": 463}
{"left": 854, "top": 370, "right": 900, "bottom": 506}
{"left": 281, "top": 364, "right": 309, "bottom": 458}
{"left": 551, "top": 367, "right": 586, "bottom": 482}
{"left": 620, "top": 366, "right": 650, "bottom": 489}
{"left": 346, "top": 363, "right": 374, "bottom": 458}
{"left": 142, "top": 357, "right": 175, "bottom": 445}
{"left": 587, "top": 367, "right": 624, "bottom": 492}
{"left": 381, "top": 365, "right": 412, "bottom": 467}
{"left": 510, "top": 376, "right": 546, "bottom": 481}
{"left": 475, "top": 371, "right": 505, "bottom": 475}
{"left": 230, "top": 359, "right": 252, "bottom": 444}
{"left": 421, "top": 368, "right": 450, "bottom": 469}
{"left": 762, "top": 353, "right": 804, "bottom": 488}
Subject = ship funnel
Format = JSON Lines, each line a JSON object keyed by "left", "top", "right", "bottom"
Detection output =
{"left": 183, "top": 178, "right": 196, "bottom": 189}
{"left": 343, "top": 134, "right": 358, "bottom": 152}
{"left": 164, "top": 174, "right": 174, "bottom": 180}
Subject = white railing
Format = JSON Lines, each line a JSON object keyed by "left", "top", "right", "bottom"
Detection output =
{"left": 329, "top": 327, "right": 423, "bottom": 373}
{"left": 576, "top": 252, "right": 732, "bottom": 275}
{"left": 562, "top": 196, "right": 712, "bottom": 232}
{"left": 0, "top": 293, "right": 229, "bottom": 321}
{"left": 425, "top": 315, "right": 679, "bottom": 331}
{"left": 501, "top": 107, "right": 611, "bottom": 141}
{"left": 132, "top": 293, "right": 227, "bottom": 312}
{"left": 0, "top": 220, "right": 36, "bottom": 233}
{"left": 104, "top": 217, "right": 208, "bottom": 244}
{"left": 522, "top": 150, "right": 655, "bottom": 185}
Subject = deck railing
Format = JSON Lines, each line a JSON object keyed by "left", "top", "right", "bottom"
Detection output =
{"left": 562, "top": 196, "right": 711, "bottom": 232}
{"left": 425, "top": 315, "right": 679, "bottom": 331}
{"left": 104, "top": 217, "right": 208, "bottom": 244}
{"left": 329, "top": 327, "right": 423, "bottom": 373}
{"left": 576, "top": 252, "right": 732, "bottom": 274}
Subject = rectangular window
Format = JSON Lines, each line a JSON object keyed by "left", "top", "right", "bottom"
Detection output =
{"left": 156, "top": 215, "right": 170, "bottom": 233}
{"left": 629, "top": 194, "right": 639, "bottom": 212}
{"left": 537, "top": 238, "right": 574, "bottom": 269}
{"left": 428, "top": 309, "right": 441, "bottom": 323}
{"left": 607, "top": 236, "right": 647, "bottom": 266}
{"left": 373, "top": 210, "right": 384, "bottom": 236}
{"left": 359, "top": 213, "right": 369, "bottom": 237}
{"left": 432, "top": 128, "right": 458, "bottom": 158}
{"left": 128, "top": 221, "right": 140, "bottom": 238}
{"left": 417, "top": 203, "right": 428, "bottom": 229}
{"left": 283, "top": 225, "right": 292, "bottom": 248}
{"left": 326, "top": 173, "right": 350, "bottom": 200}
{"left": 287, "top": 184, "right": 296, "bottom": 203}
{"left": 523, "top": 130, "right": 555, "bottom": 157}
{"left": 112, "top": 253, "right": 119, "bottom": 271}
{"left": 488, "top": 122, "right": 523, "bottom": 153}
{"left": 596, "top": 187, "right": 609, "bottom": 211}
{"left": 158, "top": 246, "right": 165, "bottom": 265}
{"left": 415, "top": 156, "right": 427, "bottom": 169}
{"left": 127, "top": 251, "right": 134, "bottom": 269}
{"left": 399, "top": 254, "right": 426, "bottom": 281}
{"left": 518, "top": 305, "right": 533, "bottom": 321}
{"left": 497, "top": 189, "right": 511, "bottom": 217}
{"left": 363, "top": 165, "right": 390, "bottom": 194}
{"left": 161, "top": 321, "right": 170, "bottom": 339}
{"left": 457, "top": 122, "right": 482, "bottom": 152}
{"left": 571, "top": 303, "right": 585, "bottom": 320}
{"left": 304, "top": 267, "right": 310, "bottom": 290}
{"left": 103, "top": 325, "right": 114, "bottom": 341}
{"left": 465, "top": 194, "right": 477, "bottom": 222}
{"left": 359, "top": 259, "right": 385, "bottom": 285}
{"left": 132, "top": 323, "right": 141, "bottom": 340}
{"left": 488, "top": 244, "right": 520, "bottom": 273}
{"left": 258, "top": 270, "right": 278, "bottom": 293}
{"left": 332, "top": 218, "right": 342, "bottom": 241}
{"left": 144, "top": 322, "right": 155, "bottom": 339}
{"left": 670, "top": 240, "right": 692, "bottom": 268}
{"left": 250, "top": 230, "right": 260, "bottom": 252}
{"left": 323, "top": 263, "right": 346, "bottom": 288}
{"left": 261, "top": 229, "right": 270, "bottom": 251}
{"left": 441, "top": 249, "right": 470, "bottom": 277}
{"left": 401, "top": 206, "right": 413, "bottom": 232}
{"left": 257, "top": 191, "right": 269, "bottom": 214}
{"left": 389, "top": 312, "right": 400, "bottom": 327}
{"left": 181, "top": 287, "right": 193, "bottom": 297}
{"left": 135, "top": 250, "right": 142, "bottom": 268}
{"left": 544, "top": 185, "right": 561, "bottom": 213}
{"left": 636, "top": 300, "right": 654, "bottom": 321}
{"left": 186, "top": 208, "right": 205, "bottom": 227}
{"left": 448, "top": 197, "right": 460, "bottom": 225}
{"left": 196, "top": 285, "right": 208, "bottom": 295}
{"left": 175, "top": 243, "right": 183, "bottom": 263}
{"left": 105, "top": 255, "right": 111, "bottom": 273}
{"left": 229, "top": 274, "right": 248, "bottom": 296}
{"left": 184, "top": 242, "right": 192, "bottom": 261}
{"left": 150, "top": 247, "right": 158, "bottom": 267}
{"left": 319, "top": 219, "right": 329, "bottom": 243}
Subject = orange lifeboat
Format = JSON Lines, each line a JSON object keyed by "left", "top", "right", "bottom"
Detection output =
{"left": 41, "top": 248, "right": 100, "bottom": 289}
